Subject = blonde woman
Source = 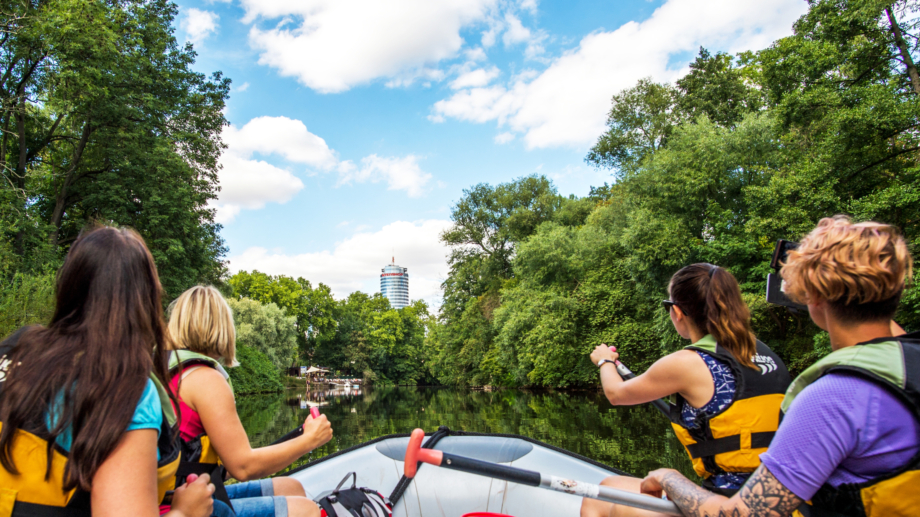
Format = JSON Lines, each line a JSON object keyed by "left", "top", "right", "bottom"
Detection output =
{"left": 167, "top": 286, "right": 333, "bottom": 517}
{"left": 632, "top": 217, "right": 920, "bottom": 517}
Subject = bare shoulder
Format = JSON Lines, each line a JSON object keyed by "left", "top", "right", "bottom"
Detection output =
{"left": 652, "top": 349, "right": 707, "bottom": 373}
{"left": 177, "top": 366, "right": 233, "bottom": 407}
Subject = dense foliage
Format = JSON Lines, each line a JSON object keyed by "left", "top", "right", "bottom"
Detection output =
{"left": 227, "top": 344, "right": 284, "bottom": 395}
{"left": 0, "top": 0, "right": 229, "bottom": 326}
{"left": 227, "top": 271, "right": 435, "bottom": 385}
{"left": 227, "top": 297, "right": 298, "bottom": 371}
{"left": 428, "top": 0, "right": 920, "bottom": 387}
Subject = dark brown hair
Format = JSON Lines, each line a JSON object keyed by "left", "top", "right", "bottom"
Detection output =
{"left": 669, "top": 263, "right": 757, "bottom": 369}
{"left": 0, "top": 226, "right": 174, "bottom": 491}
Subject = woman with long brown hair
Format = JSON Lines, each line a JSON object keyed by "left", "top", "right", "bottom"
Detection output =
{"left": 581, "top": 263, "right": 791, "bottom": 517}
{"left": 0, "top": 226, "right": 217, "bottom": 517}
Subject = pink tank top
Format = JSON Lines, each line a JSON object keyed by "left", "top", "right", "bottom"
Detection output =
{"left": 169, "top": 365, "right": 206, "bottom": 441}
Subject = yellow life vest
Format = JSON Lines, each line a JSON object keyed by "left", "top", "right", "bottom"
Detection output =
{"left": 0, "top": 332, "right": 181, "bottom": 517}
{"left": 668, "top": 335, "right": 791, "bottom": 488}
{"left": 784, "top": 337, "right": 920, "bottom": 517}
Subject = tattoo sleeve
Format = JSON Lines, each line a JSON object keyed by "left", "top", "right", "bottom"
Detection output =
{"left": 660, "top": 465, "right": 804, "bottom": 517}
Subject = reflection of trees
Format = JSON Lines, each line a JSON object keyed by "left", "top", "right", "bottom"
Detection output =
{"left": 238, "top": 387, "right": 696, "bottom": 480}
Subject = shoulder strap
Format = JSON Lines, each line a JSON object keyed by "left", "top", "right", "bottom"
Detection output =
{"left": 168, "top": 350, "right": 231, "bottom": 381}
{"left": 783, "top": 339, "right": 907, "bottom": 413}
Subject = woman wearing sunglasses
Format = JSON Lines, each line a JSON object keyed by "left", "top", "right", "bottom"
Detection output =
{"left": 582, "top": 263, "right": 791, "bottom": 517}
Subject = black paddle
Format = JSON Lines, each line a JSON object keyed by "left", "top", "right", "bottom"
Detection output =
{"left": 271, "top": 406, "right": 321, "bottom": 445}
{"left": 605, "top": 345, "right": 671, "bottom": 417}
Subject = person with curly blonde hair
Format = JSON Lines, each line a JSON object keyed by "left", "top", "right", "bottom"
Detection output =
{"left": 621, "top": 217, "right": 920, "bottom": 517}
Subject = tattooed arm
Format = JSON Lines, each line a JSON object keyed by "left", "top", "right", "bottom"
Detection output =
{"left": 640, "top": 464, "right": 803, "bottom": 517}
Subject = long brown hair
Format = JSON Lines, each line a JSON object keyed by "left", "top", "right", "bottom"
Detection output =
{"left": 0, "top": 226, "right": 174, "bottom": 491}
{"left": 669, "top": 263, "right": 757, "bottom": 369}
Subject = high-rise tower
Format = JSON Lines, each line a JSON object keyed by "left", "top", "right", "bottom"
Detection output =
{"left": 380, "top": 257, "right": 409, "bottom": 309}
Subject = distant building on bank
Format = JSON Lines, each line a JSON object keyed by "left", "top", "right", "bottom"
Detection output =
{"left": 380, "top": 258, "right": 409, "bottom": 309}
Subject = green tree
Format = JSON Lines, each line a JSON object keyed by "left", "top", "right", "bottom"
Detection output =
{"left": 0, "top": 0, "right": 229, "bottom": 300}
{"left": 228, "top": 297, "right": 298, "bottom": 370}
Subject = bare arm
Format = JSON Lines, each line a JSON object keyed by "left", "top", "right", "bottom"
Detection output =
{"left": 641, "top": 465, "right": 803, "bottom": 517}
{"left": 182, "top": 368, "right": 332, "bottom": 481}
{"left": 590, "top": 345, "right": 711, "bottom": 407}
{"left": 92, "top": 429, "right": 213, "bottom": 517}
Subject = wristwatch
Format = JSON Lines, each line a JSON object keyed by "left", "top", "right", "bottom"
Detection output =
{"left": 597, "top": 358, "right": 616, "bottom": 368}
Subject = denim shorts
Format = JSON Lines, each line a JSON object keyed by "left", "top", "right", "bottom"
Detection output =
{"left": 226, "top": 478, "right": 289, "bottom": 517}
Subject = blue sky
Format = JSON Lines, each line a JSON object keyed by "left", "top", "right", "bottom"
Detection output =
{"left": 173, "top": 0, "right": 808, "bottom": 305}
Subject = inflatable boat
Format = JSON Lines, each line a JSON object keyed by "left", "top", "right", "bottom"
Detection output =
{"left": 285, "top": 427, "right": 631, "bottom": 517}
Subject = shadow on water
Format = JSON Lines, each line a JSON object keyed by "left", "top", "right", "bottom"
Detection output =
{"left": 237, "top": 386, "right": 698, "bottom": 481}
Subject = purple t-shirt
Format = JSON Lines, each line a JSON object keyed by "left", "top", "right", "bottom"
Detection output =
{"left": 760, "top": 372, "right": 919, "bottom": 500}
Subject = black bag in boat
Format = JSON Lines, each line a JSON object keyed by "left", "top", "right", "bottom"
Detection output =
{"left": 317, "top": 472, "right": 392, "bottom": 517}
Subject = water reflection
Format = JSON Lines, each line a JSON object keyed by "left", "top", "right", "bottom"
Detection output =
{"left": 238, "top": 387, "right": 697, "bottom": 481}
{"left": 285, "top": 386, "right": 364, "bottom": 409}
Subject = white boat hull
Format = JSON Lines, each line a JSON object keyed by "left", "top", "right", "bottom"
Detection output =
{"left": 287, "top": 431, "right": 627, "bottom": 517}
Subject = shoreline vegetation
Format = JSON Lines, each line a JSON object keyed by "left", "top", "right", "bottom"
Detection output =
{"left": 3, "top": 1, "right": 920, "bottom": 393}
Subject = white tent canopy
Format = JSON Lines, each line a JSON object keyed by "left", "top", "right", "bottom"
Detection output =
{"left": 304, "top": 366, "right": 328, "bottom": 374}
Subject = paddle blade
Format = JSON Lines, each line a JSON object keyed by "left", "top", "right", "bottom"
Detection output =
{"left": 404, "top": 428, "right": 425, "bottom": 478}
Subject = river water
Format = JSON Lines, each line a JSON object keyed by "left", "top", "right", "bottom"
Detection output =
{"left": 238, "top": 386, "right": 697, "bottom": 481}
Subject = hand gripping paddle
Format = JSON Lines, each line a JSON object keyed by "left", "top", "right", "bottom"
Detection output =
{"left": 403, "top": 429, "right": 681, "bottom": 515}
{"left": 607, "top": 345, "right": 671, "bottom": 418}
{"left": 271, "top": 406, "right": 322, "bottom": 445}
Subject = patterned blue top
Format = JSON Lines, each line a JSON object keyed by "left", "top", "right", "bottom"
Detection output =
{"left": 680, "top": 351, "right": 749, "bottom": 490}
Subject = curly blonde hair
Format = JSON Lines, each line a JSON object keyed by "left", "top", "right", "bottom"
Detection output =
{"left": 781, "top": 216, "right": 912, "bottom": 322}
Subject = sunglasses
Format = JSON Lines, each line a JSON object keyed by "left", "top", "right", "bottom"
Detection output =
{"left": 662, "top": 300, "right": 679, "bottom": 312}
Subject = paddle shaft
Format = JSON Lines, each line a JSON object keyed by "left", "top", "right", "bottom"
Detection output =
{"left": 614, "top": 361, "right": 672, "bottom": 417}
{"left": 422, "top": 450, "right": 682, "bottom": 515}
{"left": 271, "top": 407, "right": 321, "bottom": 445}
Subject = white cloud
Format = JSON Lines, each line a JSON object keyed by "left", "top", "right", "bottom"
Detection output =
{"left": 223, "top": 116, "right": 339, "bottom": 170}
{"left": 182, "top": 8, "right": 219, "bottom": 44}
{"left": 213, "top": 116, "right": 433, "bottom": 222}
{"left": 432, "top": 0, "right": 807, "bottom": 149}
{"left": 465, "top": 47, "right": 488, "bottom": 61}
{"left": 236, "top": 82, "right": 250, "bottom": 92}
{"left": 338, "top": 155, "right": 432, "bottom": 198}
{"left": 243, "top": 0, "right": 498, "bottom": 93}
{"left": 502, "top": 13, "right": 532, "bottom": 46}
{"left": 227, "top": 220, "right": 453, "bottom": 305}
{"left": 212, "top": 155, "right": 304, "bottom": 223}
{"left": 450, "top": 67, "right": 500, "bottom": 89}
{"left": 494, "top": 132, "right": 515, "bottom": 144}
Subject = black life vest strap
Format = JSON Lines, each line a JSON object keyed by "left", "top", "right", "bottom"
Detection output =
{"left": 684, "top": 431, "right": 776, "bottom": 459}
{"left": 10, "top": 491, "right": 91, "bottom": 517}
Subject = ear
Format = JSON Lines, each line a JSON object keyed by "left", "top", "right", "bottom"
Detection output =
{"left": 672, "top": 306, "right": 686, "bottom": 321}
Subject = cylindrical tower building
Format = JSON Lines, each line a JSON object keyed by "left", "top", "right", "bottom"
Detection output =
{"left": 380, "top": 258, "right": 409, "bottom": 309}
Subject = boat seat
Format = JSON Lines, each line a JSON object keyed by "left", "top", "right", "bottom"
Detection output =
{"left": 376, "top": 436, "right": 533, "bottom": 464}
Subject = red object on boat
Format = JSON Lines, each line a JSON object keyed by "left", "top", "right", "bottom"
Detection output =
{"left": 462, "top": 513, "right": 515, "bottom": 517}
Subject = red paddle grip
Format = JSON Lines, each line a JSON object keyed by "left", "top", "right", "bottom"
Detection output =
{"left": 404, "top": 429, "right": 444, "bottom": 478}
{"left": 310, "top": 407, "right": 321, "bottom": 419}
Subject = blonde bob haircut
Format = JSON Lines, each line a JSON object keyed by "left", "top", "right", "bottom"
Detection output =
{"left": 781, "top": 216, "right": 913, "bottom": 323}
{"left": 167, "top": 285, "right": 239, "bottom": 366}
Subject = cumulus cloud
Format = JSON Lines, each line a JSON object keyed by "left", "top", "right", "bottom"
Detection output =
{"left": 213, "top": 116, "right": 433, "bottom": 222}
{"left": 494, "top": 132, "right": 515, "bottom": 144}
{"left": 227, "top": 219, "right": 453, "bottom": 305}
{"left": 182, "top": 8, "right": 219, "bottom": 44}
{"left": 450, "top": 67, "right": 500, "bottom": 89}
{"left": 338, "top": 155, "right": 432, "bottom": 198}
{"left": 242, "top": 0, "right": 498, "bottom": 93}
{"left": 432, "top": 0, "right": 807, "bottom": 149}
{"left": 223, "top": 116, "right": 339, "bottom": 170}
